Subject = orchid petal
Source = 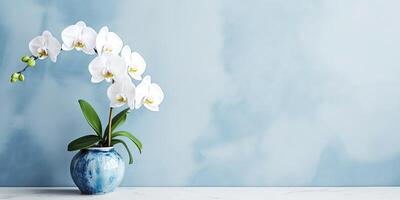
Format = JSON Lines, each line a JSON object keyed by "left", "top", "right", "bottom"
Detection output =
{"left": 106, "top": 32, "right": 123, "bottom": 54}
{"left": 62, "top": 21, "right": 97, "bottom": 55}
{"left": 144, "top": 104, "right": 159, "bottom": 111}
{"left": 88, "top": 56, "right": 106, "bottom": 83}
{"left": 47, "top": 36, "right": 61, "bottom": 62}
{"left": 42, "top": 31, "right": 52, "bottom": 41}
{"left": 41, "top": 31, "right": 61, "bottom": 62}
{"left": 29, "top": 31, "right": 60, "bottom": 62}
{"left": 130, "top": 74, "right": 142, "bottom": 80}
{"left": 28, "top": 36, "right": 43, "bottom": 57}
{"left": 76, "top": 21, "right": 86, "bottom": 29}
{"left": 61, "top": 44, "right": 74, "bottom": 51}
{"left": 149, "top": 83, "right": 164, "bottom": 104}
{"left": 81, "top": 27, "right": 97, "bottom": 55}
{"left": 96, "top": 26, "right": 108, "bottom": 55}
{"left": 95, "top": 26, "right": 123, "bottom": 55}
{"left": 128, "top": 52, "right": 146, "bottom": 80}
{"left": 126, "top": 81, "right": 136, "bottom": 109}
{"left": 134, "top": 76, "right": 151, "bottom": 109}
{"left": 107, "top": 83, "right": 125, "bottom": 108}
{"left": 91, "top": 75, "right": 104, "bottom": 83}
{"left": 121, "top": 45, "right": 131, "bottom": 62}
{"left": 61, "top": 25, "right": 79, "bottom": 51}
{"left": 88, "top": 55, "right": 126, "bottom": 83}
{"left": 107, "top": 78, "right": 136, "bottom": 108}
{"left": 134, "top": 75, "right": 163, "bottom": 111}
{"left": 131, "top": 52, "right": 146, "bottom": 68}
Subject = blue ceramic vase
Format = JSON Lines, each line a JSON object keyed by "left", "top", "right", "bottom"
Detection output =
{"left": 70, "top": 147, "right": 125, "bottom": 194}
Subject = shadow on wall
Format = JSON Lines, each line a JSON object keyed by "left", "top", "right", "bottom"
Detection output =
{"left": 0, "top": 130, "right": 54, "bottom": 186}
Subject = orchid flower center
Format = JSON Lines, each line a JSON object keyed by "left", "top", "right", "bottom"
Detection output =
{"left": 128, "top": 66, "right": 138, "bottom": 73}
{"left": 116, "top": 94, "right": 128, "bottom": 103}
{"left": 144, "top": 97, "right": 154, "bottom": 105}
{"left": 103, "top": 45, "right": 113, "bottom": 53}
{"left": 102, "top": 68, "right": 114, "bottom": 79}
{"left": 37, "top": 48, "right": 48, "bottom": 59}
{"left": 73, "top": 40, "right": 85, "bottom": 49}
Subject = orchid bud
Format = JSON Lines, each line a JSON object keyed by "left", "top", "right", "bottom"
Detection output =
{"left": 18, "top": 74, "right": 25, "bottom": 81}
{"left": 10, "top": 78, "right": 17, "bottom": 83}
{"left": 27, "top": 59, "right": 36, "bottom": 67}
{"left": 11, "top": 73, "right": 20, "bottom": 79}
{"left": 21, "top": 56, "right": 30, "bottom": 62}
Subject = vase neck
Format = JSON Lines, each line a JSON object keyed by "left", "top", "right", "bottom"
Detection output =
{"left": 84, "top": 147, "right": 114, "bottom": 151}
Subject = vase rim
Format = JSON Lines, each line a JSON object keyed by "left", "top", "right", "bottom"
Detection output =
{"left": 84, "top": 147, "right": 114, "bottom": 151}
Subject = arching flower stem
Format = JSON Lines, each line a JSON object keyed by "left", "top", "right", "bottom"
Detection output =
{"left": 14, "top": 48, "right": 98, "bottom": 77}
{"left": 16, "top": 56, "right": 38, "bottom": 74}
{"left": 107, "top": 107, "right": 113, "bottom": 147}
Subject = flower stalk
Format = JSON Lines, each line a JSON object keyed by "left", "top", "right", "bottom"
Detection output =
{"left": 107, "top": 107, "right": 113, "bottom": 147}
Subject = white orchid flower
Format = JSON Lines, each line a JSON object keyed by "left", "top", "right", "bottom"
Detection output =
{"left": 96, "top": 26, "right": 123, "bottom": 55}
{"left": 135, "top": 76, "right": 164, "bottom": 111}
{"left": 107, "top": 77, "right": 136, "bottom": 109}
{"left": 88, "top": 54, "right": 127, "bottom": 83}
{"left": 121, "top": 45, "right": 146, "bottom": 80}
{"left": 29, "top": 31, "right": 61, "bottom": 62}
{"left": 61, "top": 21, "right": 97, "bottom": 55}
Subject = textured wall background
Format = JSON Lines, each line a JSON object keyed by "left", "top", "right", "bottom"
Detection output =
{"left": 1, "top": 0, "right": 400, "bottom": 186}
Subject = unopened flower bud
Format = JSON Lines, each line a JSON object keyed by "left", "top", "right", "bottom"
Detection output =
{"left": 11, "top": 73, "right": 20, "bottom": 79}
{"left": 10, "top": 78, "right": 17, "bottom": 83}
{"left": 27, "top": 59, "right": 36, "bottom": 67}
{"left": 21, "top": 56, "right": 30, "bottom": 63}
{"left": 18, "top": 74, "right": 25, "bottom": 81}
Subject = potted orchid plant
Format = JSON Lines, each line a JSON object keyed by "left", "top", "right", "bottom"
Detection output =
{"left": 10, "top": 21, "right": 164, "bottom": 194}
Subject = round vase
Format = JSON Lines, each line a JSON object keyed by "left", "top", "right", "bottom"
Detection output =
{"left": 70, "top": 147, "right": 125, "bottom": 194}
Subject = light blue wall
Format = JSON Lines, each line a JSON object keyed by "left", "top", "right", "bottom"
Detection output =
{"left": 1, "top": 0, "right": 400, "bottom": 186}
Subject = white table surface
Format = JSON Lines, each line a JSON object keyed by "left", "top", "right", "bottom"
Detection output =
{"left": 0, "top": 187, "right": 399, "bottom": 200}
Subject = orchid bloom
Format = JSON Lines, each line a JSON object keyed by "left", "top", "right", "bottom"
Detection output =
{"left": 88, "top": 54, "right": 127, "bottom": 83}
{"left": 107, "top": 77, "right": 136, "bottom": 109}
{"left": 61, "top": 21, "right": 97, "bottom": 55}
{"left": 121, "top": 45, "right": 146, "bottom": 80}
{"left": 29, "top": 31, "right": 61, "bottom": 62}
{"left": 135, "top": 76, "right": 164, "bottom": 111}
{"left": 19, "top": 21, "right": 165, "bottom": 112}
{"left": 96, "top": 26, "right": 123, "bottom": 55}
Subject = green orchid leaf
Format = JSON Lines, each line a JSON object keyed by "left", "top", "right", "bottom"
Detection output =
{"left": 78, "top": 99, "right": 102, "bottom": 137}
{"left": 104, "top": 108, "right": 129, "bottom": 140}
{"left": 112, "top": 131, "right": 142, "bottom": 153}
{"left": 67, "top": 135, "right": 102, "bottom": 151}
{"left": 111, "top": 139, "right": 133, "bottom": 164}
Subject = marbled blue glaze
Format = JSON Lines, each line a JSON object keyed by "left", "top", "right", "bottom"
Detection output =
{"left": 70, "top": 147, "right": 125, "bottom": 194}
